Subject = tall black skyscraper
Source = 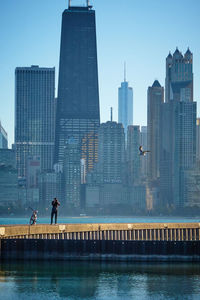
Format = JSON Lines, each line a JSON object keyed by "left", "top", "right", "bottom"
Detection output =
{"left": 55, "top": 1, "right": 100, "bottom": 173}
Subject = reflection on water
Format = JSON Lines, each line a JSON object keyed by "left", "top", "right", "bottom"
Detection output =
{"left": 0, "top": 261, "right": 200, "bottom": 300}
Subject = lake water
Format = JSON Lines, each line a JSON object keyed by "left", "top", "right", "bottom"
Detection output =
{"left": 1, "top": 217, "right": 200, "bottom": 299}
{"left": 0, "top": 215, "right": 200, "bottom": 225}
{"left": 0, "top": 261, "right": 200, "bottom": 300}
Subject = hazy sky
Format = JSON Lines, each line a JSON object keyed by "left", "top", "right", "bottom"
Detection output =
{"left": 1, "top": 0, "right": 200, "bottom": 146}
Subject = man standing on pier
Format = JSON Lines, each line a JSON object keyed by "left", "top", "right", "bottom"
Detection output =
{"left": 51, "top": 197, "right": 60, "bottom": 224}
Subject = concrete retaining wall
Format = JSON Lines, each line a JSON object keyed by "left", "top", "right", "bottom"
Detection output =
{"left": 1, "top": 239, "right": 200, "bottom": 262}
{"left": 1, "top": 223, "right": 200, "bottom": 241}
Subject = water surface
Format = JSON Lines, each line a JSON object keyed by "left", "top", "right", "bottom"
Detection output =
{"left": 0, "top": 216, "right": 199, "bottom": 225}
{"left": 0, "top": 261, "right": 200, "bottom": 300}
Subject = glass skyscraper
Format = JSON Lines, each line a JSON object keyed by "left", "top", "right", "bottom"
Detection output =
{"left": 15, "top": 65, "right": 55, "bottom": 178}
{"left": 54, "top": 3, "right": 100, "bottom": 173}
{"left": 118, "top": 70, "right": 133, "bottom": 138}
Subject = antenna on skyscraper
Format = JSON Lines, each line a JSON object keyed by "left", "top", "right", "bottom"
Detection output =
{"left": 124, "top": 61, "right": 126, "bottom": 82}
{"left": 68, "top": 0, "right": 92, "bottom": 8}
{"left": 110, "top": 107, "right": 113, "bottom": 122}
{"left": 87, "top": 0, "right": 92, "bottom": 8}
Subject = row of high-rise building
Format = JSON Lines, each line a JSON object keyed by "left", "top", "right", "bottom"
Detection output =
{"left": 0, "top": 1, "right": 199, "bottom": 214}
{"left": 147, "top": 48, "right": 198, "bottom": 210}
{"left": 0, "top": 2, "right": 138, "bottom": 214}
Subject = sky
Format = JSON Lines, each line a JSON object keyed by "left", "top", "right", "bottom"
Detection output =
{"left": 0, "top": 0, "right": 200, "bottom": 147}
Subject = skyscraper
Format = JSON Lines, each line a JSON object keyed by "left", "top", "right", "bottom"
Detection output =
{"left": 160, "top": 101, "right": 196, "bottom": 207}
{"left": 54, "top": 2, "right": 100, "bottom": 174}
{"left": 118, "top": 66, "right": 133, "bottom": 137}
{"left": 127, "top": 125, "right": 140, "bottom": 185}
{"left": 98, "top": 121, "right": 125, "bottom": 184}
{"left": 147, "top": 80, "right": 164, "bottom": 181}
{"left": 140, "top": 126, "right": 148, "bottom": 179}
{"left": 160, "top": 48, "right": 196, "bottom": 208}
{"left": 0, "top": 122, "right": 8, "bottom": 149}
{"left": 15, "top": 65, "right": 55, "bottom": 178}
{"left": 0, "top": 148, "right": 18, "bottom": 205}
{"left": 165, "top": 48, "right": 193, "bottom": 103}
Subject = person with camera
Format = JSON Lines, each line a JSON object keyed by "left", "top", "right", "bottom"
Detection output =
{"left": 51, "top": 197, "right": 60, "bottom": 225}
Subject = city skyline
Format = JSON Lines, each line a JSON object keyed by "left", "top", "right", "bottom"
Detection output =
{"left": 1, "top": 0, "right": 200, "bottom": 147}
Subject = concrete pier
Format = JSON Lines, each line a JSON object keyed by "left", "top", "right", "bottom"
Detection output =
{"left": 1, "top": 223, "right": 200, "bottom": 261}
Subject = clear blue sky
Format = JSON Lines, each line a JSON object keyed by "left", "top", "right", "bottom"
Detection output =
{"left": 1, "top": 0, "right": 200, "bottom": 147}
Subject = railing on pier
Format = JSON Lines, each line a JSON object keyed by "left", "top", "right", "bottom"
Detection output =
{"left": 1, "top": 223, "right": 200, "bottom": 242}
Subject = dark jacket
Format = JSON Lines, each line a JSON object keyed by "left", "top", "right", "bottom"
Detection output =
{"left": 52, "top": 199, "right": 60, "bottom": 211}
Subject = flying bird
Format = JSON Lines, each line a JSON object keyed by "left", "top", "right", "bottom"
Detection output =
{"left": 139, "top": 145, "right": 150, "bottom": 156}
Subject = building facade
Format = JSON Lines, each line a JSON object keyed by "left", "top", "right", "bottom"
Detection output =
{"left": 63, "top": 138, "right": 81, "bottom": 209}
{"left": 54, "top": 3, "right": 100, "bottom": 174}
{"left": 39, "top": 171, "right": 62, "bottom": 211}
{"left": 0, "top": 149, "right": 18, "bottom": 206}
{"left": 165, "top": 48, "right": 193, "bottom": 103}
{"left": 160, "top": 102, "right": 196, "bottom": 208}
{"left": 181, "top": 166, "right": 200, "bottom": 208}
{"left": 98, "top": 121, "right": 125, "bottom": 184}
{"left": 0, "top": 149, "right": 16, "bottom": 168}
{"left": 159, "top": 48, "right": 196, "bottom": 209}
{"left": 0, "top": 122, "right": 8, "bottom": 149}
{"left": 118, "top": 71, "right": 133, "bottom": 138}
{"left": 140, "top": 126, "right": 148, "bottom": 179}
{"left": 26, "top": 156, "right": 41, "bottom": 188}
{"left": 127, "top": 125, "right": 141, "bottom": 185}
{"left": 15, "top": 65, "right": 55, "bottom": 178}
{"left": 147, "top": 80, "right": 164, "bottom": 181}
